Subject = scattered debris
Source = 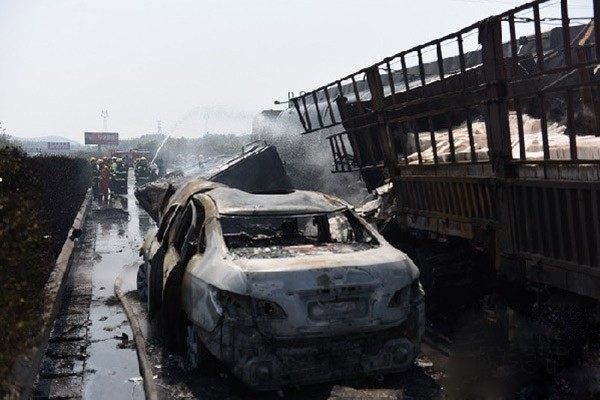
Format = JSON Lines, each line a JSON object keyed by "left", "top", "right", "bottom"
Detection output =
{"left": 114, "top": 332, "right": 129, "bottom": 341}
{"left": 164, "top": 355, "right": 189, "bottom": 372}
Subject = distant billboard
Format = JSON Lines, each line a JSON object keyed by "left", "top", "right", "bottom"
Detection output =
{"left": 84, "top": 132, "right": 119, "bottom": 146}
{"left": 47, "top": 142, "right": 70, "bottom": 150}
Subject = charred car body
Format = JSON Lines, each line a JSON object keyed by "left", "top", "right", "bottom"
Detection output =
{"left": 139, "top": 178, "right": 424, "bottom": 389}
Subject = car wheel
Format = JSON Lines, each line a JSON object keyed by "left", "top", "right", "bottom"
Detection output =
{"left": 147, "top": 258, "right": 163, "bottom": 319}
{"left": 185, "top": 322, "right": 216, "bottom": 371}
{"left": 186, "top": 323, "right": 200, "bottom": 369}
{"left": 136, "top": 263, "right": 147, "bottom": 301}
{"left": 161, "top": 261, "right": 189, "bottom": 354}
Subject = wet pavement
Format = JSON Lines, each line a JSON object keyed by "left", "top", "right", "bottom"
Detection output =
{"left": 34, "top": 172, "right": 152, "bottom": 399}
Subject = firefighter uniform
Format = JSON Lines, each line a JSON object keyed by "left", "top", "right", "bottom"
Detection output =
{"left": 135, "top": 157, "right": 150, "bottom": 185}
{"left": 110, "top": 157, "right": 117, "bottom": 173}
{"left": 89, "top": 157, "right": 100, "bottom": 199}
{"left": 112, "top": 158, "right": 128, "bottom": 195}
{"left": 98, "top": 161, "right": 110, "bottom": 201}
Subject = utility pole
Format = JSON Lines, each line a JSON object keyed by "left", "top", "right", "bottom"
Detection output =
{"left": 204, "top": 113, "right": 209, "bottom": 135}
{"left": 157, "top": 120, "right": 163, "bottom": 135}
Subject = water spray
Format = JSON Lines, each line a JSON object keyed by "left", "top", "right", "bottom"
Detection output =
{"left": 151, "top": 107, "right": 205, "bottom": 164}
{"left": 151, "top": 135, "right": 169, "bottom": 164}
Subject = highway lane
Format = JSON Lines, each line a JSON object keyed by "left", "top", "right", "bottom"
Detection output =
{"left": 33, "top": 171, "right": 151, "bottom": 399}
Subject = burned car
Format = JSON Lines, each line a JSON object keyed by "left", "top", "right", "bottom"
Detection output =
{"left": 139, "top": 178, "right": 424, "bottom": 390}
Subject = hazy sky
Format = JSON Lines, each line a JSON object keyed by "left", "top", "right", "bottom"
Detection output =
{"left": 0, "top": 0, "right": 584, "bottom": 141}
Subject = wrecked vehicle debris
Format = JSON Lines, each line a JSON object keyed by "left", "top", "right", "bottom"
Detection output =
{"left": 135, "top": 141, "right": 293, "bottom": 222}
{"left": 138, "top": 178, "right": 424, "bottom": 390}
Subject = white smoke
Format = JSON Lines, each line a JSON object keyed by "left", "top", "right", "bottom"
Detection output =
{"left": 252, "top": 105, "right": 368, "bottom": 205}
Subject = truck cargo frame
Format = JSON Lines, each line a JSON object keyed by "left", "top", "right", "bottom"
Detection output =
{"left": 290, "top": 0, "right": 600, "bottom": 300}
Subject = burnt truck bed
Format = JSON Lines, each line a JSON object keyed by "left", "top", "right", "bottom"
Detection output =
{"left": 288, "top": 0, "right": 600, "bottom": 301}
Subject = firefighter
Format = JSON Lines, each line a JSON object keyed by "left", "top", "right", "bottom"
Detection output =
{"left": 98, "top": 159, "right": 111, "bottom": 201}
{"left": 112, "top": 158, "right": 128, "bottom": 195}
{"left": 135, "top": 156, "right": 150, "bottom": 185}
{"left": 149, "top": 162, "right": 159, "bottom": 182}
{"left": 89, "top": 157, "right": 100, "bottom": 200}
{"left": 96, "top": 159, "right": 104, "bottom": 199}
{"left": 108, "top": 156, "right": 117, "bottom": 192}
{"left": 156, "top": 158, "right": 165, "bottom": 177}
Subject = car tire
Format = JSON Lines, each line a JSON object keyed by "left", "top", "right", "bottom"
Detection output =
{"left": 160, "top": 260, "right": 189, "bottom": 354}
{"left": 147, "top": 257, "right": 163, "bottom": 319}
{"left": 136, "top": 263, "right": 147, "bottom": 302}
{"left": 186, "top": 323, "right": 200, "bottom": 369}
{"left": 185, "top": 322, "right": 217, "bottom": 372}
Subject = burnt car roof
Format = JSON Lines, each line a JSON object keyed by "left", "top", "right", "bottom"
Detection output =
{"left": 202, "top": 187, "right": 349, "bottom": 216}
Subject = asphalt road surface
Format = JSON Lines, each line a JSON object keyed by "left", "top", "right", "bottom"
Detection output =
{"left": 33, "top": 172, "right": 151, "bottom": 399}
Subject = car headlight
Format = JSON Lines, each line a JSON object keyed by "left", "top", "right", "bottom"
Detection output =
{"left": 253, "top": 299, "right": 287, "bottom": 320}
{"left": 389, "top": 280, "right": 422, "bottom": 308}
{"left": 411, "top": 280, "right": 424, "bottom": 301}
{"left": 389, "top": 286, "right": 409, "bottom": 307}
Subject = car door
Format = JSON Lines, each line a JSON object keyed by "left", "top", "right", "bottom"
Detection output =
{"left": 161, "top": 199, "right": 206, "bottom": 352}
{"left": 147, "top": 204, "right": 179, "bottom": 317}
{"left": 163, "top": 201, "right": 197, "bottom": 285}
{"left": 181, "top": 198, "right": 225, "bottom": 333}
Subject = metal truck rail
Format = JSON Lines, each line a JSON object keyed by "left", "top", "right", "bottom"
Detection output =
{"left": 290, "top": 0, "right": 600, "bottom": 300}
